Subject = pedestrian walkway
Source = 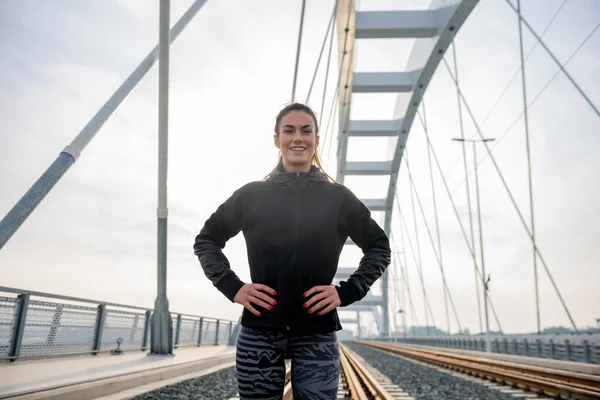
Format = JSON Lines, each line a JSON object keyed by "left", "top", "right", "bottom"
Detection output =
{"left": 1, "top": 346, "right": 235, "bottom": 399}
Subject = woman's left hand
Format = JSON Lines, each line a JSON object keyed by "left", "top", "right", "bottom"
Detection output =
{"left": 302, "top": 285, "right": 341, "bottom": 316}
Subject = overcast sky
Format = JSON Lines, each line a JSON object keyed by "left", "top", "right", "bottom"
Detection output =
{"left": 0, "top": 0, "right": 598, "bottom": 335}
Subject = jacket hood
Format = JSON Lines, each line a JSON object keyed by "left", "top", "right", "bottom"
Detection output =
{"left": 266, "top": 164, "right": 328, "bottom": 192}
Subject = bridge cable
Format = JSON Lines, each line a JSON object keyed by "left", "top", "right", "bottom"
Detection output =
{"left": 305, "top": 3, "right": 337, "bottom": 105}
{"left": 291, "top": 0, "right": 307, "bottom": 102}
{"left": 318, "top": 2, "right": 338, "bottom": 129}
{"left": 397, "top": 227, "right": 418, "bottom": 330}
{"left": 323, "top": 90, "right": 339, "bottom": 166}
{"left": 399, "top": 158, "right": 437, "bottom": 334}
{"left": 415, "top": 110, "right": 504, "bottom": 334}
{"left": 441, "top": 0, "right": 569, "bottom": 178}
{"left": 404, "top": 149, "right": 463, "bottom": 334}
{"left": 450, "top": 43, "right": 484, "bottom": 335}
{"left": 442, "top": 59, "right": 579, "bottom": 333}
{"left": 388, "top": 233, "right": 414, "bottom": 336}
{"left": 422, "top": 100, "right": 452, "bottom": 335}
{"left": 504, "top": 0, "right": 600, "bottom": 118}
{"left": 398, "top": 200, "right": 437, "bottom": 335}
{"left": 390, "top": 230, "right": 420, "bottom": 332}
{"left": 516, "top": 0, "right": 541, "bottom": 335}
{"left": 437, "top": 20, "right": 600, "bottom": 216}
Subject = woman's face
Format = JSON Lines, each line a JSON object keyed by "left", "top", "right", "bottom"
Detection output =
{"left": 274, "top": 110, "right": 319, "bottom": 173}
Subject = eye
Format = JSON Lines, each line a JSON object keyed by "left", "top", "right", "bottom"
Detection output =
{"left": 283, "top": 130, "right": 293, "bottom": 134}
{"left": 303, "top": 130, "right": 312, "bottom": 134}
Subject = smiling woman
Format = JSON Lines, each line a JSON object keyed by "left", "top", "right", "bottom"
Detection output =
{"left": 271, "top": 102, "right": 334, "bottom": 180}
{"left": 193, "top": 102, "right": 391, "bottom": 399}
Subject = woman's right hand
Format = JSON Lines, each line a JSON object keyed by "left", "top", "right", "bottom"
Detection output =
{"left": 233, "top": 283, "right": 277, "bottom": 317}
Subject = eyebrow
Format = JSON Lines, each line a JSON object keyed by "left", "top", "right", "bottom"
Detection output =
{"left": 282, "top": 124, "right": 313, "bottom": 129}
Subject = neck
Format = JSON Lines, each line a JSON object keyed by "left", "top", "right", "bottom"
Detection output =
{"left": 281, "top": 161, "right": 312, "bottom": 174}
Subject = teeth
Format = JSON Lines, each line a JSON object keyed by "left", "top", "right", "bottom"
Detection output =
{"left": 290, "top": 147, "right": 306, "bottom": 151}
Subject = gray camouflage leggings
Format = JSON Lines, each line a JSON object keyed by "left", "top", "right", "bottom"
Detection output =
{"left": 236, "top": 326, "right": 340, "bottom": 399}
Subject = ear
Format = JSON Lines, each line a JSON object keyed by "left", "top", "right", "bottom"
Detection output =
{"left": 274, "top": 134, "right": 280, "bottom": 149}
{"left": 315, "top": 134, "right": 320, "bottom": 148}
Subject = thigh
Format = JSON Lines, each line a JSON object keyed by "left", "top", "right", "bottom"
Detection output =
{"left": 289, "top": 332, "right": 340, "bottom": 400}
{"left": 236, "top": 327, "right": 286, "bottom": 400}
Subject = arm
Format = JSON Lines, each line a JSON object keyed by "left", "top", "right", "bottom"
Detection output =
{"left": 336, "top": 187, "right": 391, "bottom": 307}
{"left": 193, "top": 187, "right": 247, "bottom": 302}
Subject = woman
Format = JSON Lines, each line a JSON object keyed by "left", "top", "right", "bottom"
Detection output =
{"left": 193, "top": 103, "right": 391, "bottom": 399}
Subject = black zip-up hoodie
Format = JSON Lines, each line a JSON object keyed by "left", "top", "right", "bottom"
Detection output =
{"left": 193, "top": 165, "right": 391, "bottom": 335}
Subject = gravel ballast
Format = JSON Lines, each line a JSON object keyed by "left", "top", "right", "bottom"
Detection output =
{"left": 132, "top": 366, "right": 238, "bottom": 400}
{"left": 345, "top": 342, "right": 520, "bottom": 400}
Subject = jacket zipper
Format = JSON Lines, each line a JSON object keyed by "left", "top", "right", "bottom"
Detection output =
{"left": 287, "top": 174, "right": 301, "bottom": 331}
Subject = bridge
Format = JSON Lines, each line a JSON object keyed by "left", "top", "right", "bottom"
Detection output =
{"left": 0, "top": 0, "right": 599, "bottom": 398}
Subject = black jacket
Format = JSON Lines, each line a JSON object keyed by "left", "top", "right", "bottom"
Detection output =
{"left": 193, "top": 165, "right": 391, "bottom": 334}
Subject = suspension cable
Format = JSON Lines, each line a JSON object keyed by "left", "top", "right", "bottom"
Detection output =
{"left": 437, "top": 20, "right": 600, "bottom": 216}
{"left": 516, "top": 0, "right": 540, "bottom": 335}
{"left": 442, "top": 59, "right": 579, "bottom": 333}
{"left": 404, "top": 150, "right": 462, "bottom": 334}
{"left": 416, "top": 110, "right": 504, "bottom": 334}
{"left": 503, "top": 0, "right": 600, "bottom": 118}
{"left": 390, "top": 232, "right": 418, "bottom": 333}
{"left": 318, "top": 1, "right": 338, "bottom": 129}
{"left": 451, "top": 43, "right": 483, "bottom": 334}
{"left": 305, "top": 3, "right": 336, "bottom": 104}
{"left": 291, "top": 0, "right": 307, "bottom": 102}
{"left": 442, "top": 0, "right": 569, "bottom": 178}
{"left": 398, "top": 209, "right": 436, "bottom": 333}
{"left": 422, "top": 101, "right": 452, "bottom": 335}
{"left": 405, "top": 154, "right": 432, "bottom": 335}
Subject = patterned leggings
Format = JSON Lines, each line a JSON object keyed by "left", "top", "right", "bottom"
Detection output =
{"left": 235, "top": 326, "right": 340, "bottom": 400}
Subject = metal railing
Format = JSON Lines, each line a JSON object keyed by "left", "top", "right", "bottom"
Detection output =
{"left": 0, "top": 286, "right": 237, "bottom": 361}
{"left": 369, "top": 335, "right": 600, "bottom": 364}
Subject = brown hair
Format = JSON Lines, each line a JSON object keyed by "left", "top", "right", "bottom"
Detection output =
{"left": 268, "top": 103, "right": 335, "bottom": 182}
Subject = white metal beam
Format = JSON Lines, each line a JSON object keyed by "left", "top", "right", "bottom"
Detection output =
{"left": 361, "top": 198, "right": 387, "bottom": 211}
{"left": 348, "top": 119, "right": 402, "bottom": 137}
{"left": 353, "top": 71, "right": 418, "bottom": 93}
{"left": 344, "top": 161, "right": 392, "bottom": 175}
{"left": 355, "top": 10, "right": 440, "bottom": 39}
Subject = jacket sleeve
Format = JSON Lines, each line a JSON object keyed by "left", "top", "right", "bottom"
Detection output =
{"left": 336, "top": 186, "right": 391, "bottom": 307}
{"left": 193, "top": 186, "right": 247, "bottom": 302}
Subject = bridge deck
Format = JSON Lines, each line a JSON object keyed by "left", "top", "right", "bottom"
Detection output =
{"left": 0, "top": 345, "right": 234, "bottom": 398}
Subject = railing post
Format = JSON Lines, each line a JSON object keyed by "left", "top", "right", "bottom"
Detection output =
{"left": 513, "top": 338, "right": 518, "bottom": 355}
{"left": 524, "top": 339, "right": 529, "bottom": 356}
{"left": 583, "top": 340, "right": 590, "bottom": 363}
{"left": 92, "top": 304, "right": 107, "bottom": 355}
{"left": 228, "top": 321, "right": 233, "bottom": 342}
{"left": 564, "top": 339, "right": 571, "bottom": 361}
{"left": 549, "top": 339, "right": 555, "bottom": 359}
{"left": 142, "top": 310, "right": 151, "bottom": 350}
{"left": 9, "top": 294, "right": 30, "bottom": 361}
{"left": 503, "top": 338, "right": 508, "bottom": 354}
{"left": 174, "top": 314, "right": 182, "bottom": 348}
{"left": 197, "top": 317, "right": 204, "bottom": 346}
{"left": 130, "top": 314, "right": 140, "bottom": 343}
{"left": 536, "top": 339, "right": 541, "bottom": 357}
{"left": 214, "top": 320, "right": 220, "bottom": 345}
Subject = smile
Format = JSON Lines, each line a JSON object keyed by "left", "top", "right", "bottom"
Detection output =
{"left": 290, "top": 147, "right": 307, "bottom": 152}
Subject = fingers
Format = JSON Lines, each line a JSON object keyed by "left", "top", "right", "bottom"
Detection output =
{"left": 253, "top": 284, "right": 277, "bottom": 296}
{"left": 244, "top": 302, "right": 261, "bottom": 317}
{"left": 307, "top": 298, "right": 330, "bottom": 314}
{"left": 252, "top": 288, "right": 277, "bottom": 306}
{"left": 303, "top": 285, "right": 328, "bottom": 298}
{"left": 249, "top": 296, "right": 273, "bottom": 311}
{"left": 303, "top": 291, "right": 327, "bottom": 308}
{"left": 317, "top": 303, "right": 338, "bottom": 316}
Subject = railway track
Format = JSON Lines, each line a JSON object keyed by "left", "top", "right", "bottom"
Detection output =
{"left": 232, "top": 345, "right": 410, "bottom": 399}
{"left": 359, "top": 340, "right": 600, "bottom": 400}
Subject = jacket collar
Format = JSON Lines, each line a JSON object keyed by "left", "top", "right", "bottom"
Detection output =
{"left": 266, "top": 164, "right": 328, "bottom": 192}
